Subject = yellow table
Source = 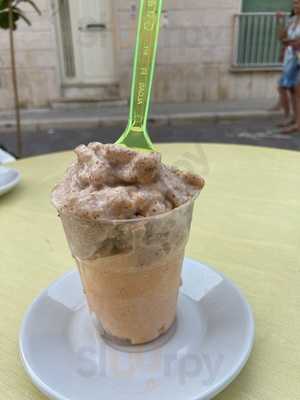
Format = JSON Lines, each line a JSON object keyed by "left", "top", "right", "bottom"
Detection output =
{"left": 0, "top": 143, "right": 299, "bottom": 399}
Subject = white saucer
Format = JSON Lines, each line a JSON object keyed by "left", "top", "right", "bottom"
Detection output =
{"left": 0, "top": 166, "right": 20, "bottom": 196}
{"left": 20, "top": 258, "right": 255, "bottom": 400}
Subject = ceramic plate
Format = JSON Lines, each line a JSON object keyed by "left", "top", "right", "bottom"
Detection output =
{"left": 20, "top": 258, "right": 255, "bottom": 400}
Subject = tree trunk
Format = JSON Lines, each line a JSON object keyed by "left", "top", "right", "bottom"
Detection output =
{"left": 8, "top": 1, "right": 22, "bottom": 158}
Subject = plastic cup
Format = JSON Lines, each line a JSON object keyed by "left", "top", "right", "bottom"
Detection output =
{"left": 58, "top": 196, "right": 197, "bottom": 346}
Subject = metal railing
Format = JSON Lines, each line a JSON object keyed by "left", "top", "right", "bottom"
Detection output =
{"left": 232, "top": 12, "right": 289, "bottom": 69}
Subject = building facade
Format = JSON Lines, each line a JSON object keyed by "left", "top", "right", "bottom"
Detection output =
{"left": 0, "top": 0, "right": 293, "bottom": 111}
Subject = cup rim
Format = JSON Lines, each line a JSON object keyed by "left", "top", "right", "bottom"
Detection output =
{"left": 57, "top": 192, "right": 200, "bottom": 225}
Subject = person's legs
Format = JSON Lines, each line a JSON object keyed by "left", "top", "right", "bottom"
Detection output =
{"left": 277, "top": 87, "right": 295, "bottom": 127}
{"left": 294, "top": 83, "right": 300, "bottom": 130}
{"left": 279, "top": 87, "right": 290, "bottom": 119}
{"left": 290, "top": 88, "right": 297, "bottom": 119}
{"left": 280, "top": 87, "right": 299, "bottom": 133}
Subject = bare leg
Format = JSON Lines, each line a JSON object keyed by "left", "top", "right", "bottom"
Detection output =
{"left": 294, "top": 84, "right": 300, "bottom": 131}
{"left": 290, "top": 89, "right": 297, "bottom": 121}
{"left": 279, "top": 87, "right": 290, "bottom": 119}
{"left": 277, "top": 87, "right": 295, "bottom": 127}
{"left": 278, "top": 88, "right": 296, "bottom": 130}
{"left": 280, "top": 88, "right": 299, "bottom": 134}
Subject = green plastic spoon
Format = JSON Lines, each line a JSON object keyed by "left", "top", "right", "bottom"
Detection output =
{"left": 116, "top": 0, "right": 164, "bottom": 151}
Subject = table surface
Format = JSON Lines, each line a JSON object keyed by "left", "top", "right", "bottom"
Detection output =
{"left": 0, "top": 143, "right": 299, "bottom": 400}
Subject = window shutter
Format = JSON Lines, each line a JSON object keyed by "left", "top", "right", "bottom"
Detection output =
{"left": 242, "top": 0, "right": 293, "bottom": 13}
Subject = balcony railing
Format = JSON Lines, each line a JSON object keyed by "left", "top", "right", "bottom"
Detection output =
{"left": 232, "top": 12, "right": 289, "bottom": 70}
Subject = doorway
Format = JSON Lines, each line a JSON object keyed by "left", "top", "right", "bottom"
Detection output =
{"left": 56, "top": 0, "right": 117, "bottom": 87}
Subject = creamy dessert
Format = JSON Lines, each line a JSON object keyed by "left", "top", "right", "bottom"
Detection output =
{"left": 52, "top": 143, "right": 204, "bottom": 345}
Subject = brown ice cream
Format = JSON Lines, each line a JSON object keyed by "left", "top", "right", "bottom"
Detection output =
{"left": 52, "top": 142, "right": 204, "bottom": 220}
{"left": 52, "top": 143, "right": 204, "bottom": 344}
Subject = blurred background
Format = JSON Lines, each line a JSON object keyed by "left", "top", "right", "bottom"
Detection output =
{"left": 0, "top": 0, "right": 298, "bottom": 159}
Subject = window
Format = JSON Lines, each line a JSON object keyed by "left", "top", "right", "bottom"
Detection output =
{"left": 232, "top": 0, "right": 293, "bottom": 69}
{"left": 242, "top": 0, "right": 293, "bottom": 13}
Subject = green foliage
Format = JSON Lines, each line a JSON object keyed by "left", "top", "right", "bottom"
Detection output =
{"left": 0, "top": 0, "right": 41, "bottom": 31}
{"left": 0, "top": 0, "right": 9, "bottom": 8}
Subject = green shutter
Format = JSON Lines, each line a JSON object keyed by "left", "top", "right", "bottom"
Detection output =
{"left": 242, "top": 0, "right": 293, "bottom": 13}
{"left": 237, "top": 0, "right": 292, "bottom": 67}
{"left": 237, "top": 14, "right": 284, "bottom": 66}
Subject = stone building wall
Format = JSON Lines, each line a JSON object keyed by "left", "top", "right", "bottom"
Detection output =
{"left": 117, "top": 0, "right": 279, "bottom": 103}
{"left": 0, "top": 0, "right": 60, "bottom": 110}
{"left": 0, "top": 0, "right": 279, "bottom": 111}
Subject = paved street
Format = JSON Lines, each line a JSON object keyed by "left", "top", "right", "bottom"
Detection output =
{"left": 1, "top": 116, "right": 300, "bottom": 158}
